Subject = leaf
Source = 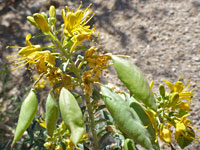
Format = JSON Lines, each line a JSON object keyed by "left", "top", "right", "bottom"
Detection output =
{"left": 111, "top": 55, "right": 156, "bottom": 111}
{"left": 46, "top": 91, "right": 59, "bottom": 136}
{"left": 59, "top": 87, "right": 84, "bottom": 145}
{"left": 12, "top": 89, "right": 38, "bottom": 146}
{"left": 124, "top": 139, "right": 136, "bottom": 150}
{"left": 125, "top": 94, "right": 159, "bottom": 150}
{"left": 101, "top": 86, "right": 158, "bottom": 150}
{"left": 75, "top": 46, "right": 90, "bottom": 51}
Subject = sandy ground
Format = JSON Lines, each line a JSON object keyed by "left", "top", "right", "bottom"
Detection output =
{"left": 0, "top": 0, "right": 200, "bottom": 149}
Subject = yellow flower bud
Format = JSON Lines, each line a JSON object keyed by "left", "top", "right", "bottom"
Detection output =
{"left": 169, "top": 92, "right": 179, "bottom": 107}
{"left": 159, "top": 84, "right": 165, "bottom": 97}
{"left": 33, "top": 13, "right": 50, "bottom": 32}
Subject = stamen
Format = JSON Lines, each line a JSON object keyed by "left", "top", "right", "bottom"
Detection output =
{"left": 11, "top": 62, "right": 29, "bottom": 71}
{"left": 77, "top": 1, "right": 82, "bottom": 11}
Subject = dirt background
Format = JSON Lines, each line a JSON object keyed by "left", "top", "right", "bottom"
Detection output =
{"left": 0, "top": 0, "right": 200, "bottom": 149}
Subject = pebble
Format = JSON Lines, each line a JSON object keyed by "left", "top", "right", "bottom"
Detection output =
{"left": 30, "top": 2, "right": 41, "bottom": 13}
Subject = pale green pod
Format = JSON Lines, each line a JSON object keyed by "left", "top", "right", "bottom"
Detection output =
{"left": 46, "top": 92, "right": 59, "bottom": 136}
{"left": 12, "top": 89, "right": 38, "bottom": 147}
{"left": 111, "top": 56, "right": 157, "bottom": 111}
{"left": 59, "top": 87, "right": 84, "bottom": 145}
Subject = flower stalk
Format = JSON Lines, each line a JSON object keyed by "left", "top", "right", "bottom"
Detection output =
{"left": 84, "top": 95, "right": 99, "bottom": 149}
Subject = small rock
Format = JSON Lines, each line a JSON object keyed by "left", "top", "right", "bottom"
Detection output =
{"left": 30, "top": 2, "right": 41, "bottom": 13}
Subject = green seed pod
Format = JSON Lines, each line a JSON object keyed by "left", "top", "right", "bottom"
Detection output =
{"left": 111, "top": 56, "right": 157, "bottom": 111}
{"left": 33, "top": 13, "right": 50, "bottom": 32}
{"left": 46, "top": 91, "right": 59, "bottom": 136}
{"left": 124, "top": 139, "right": 136, "bottom": 150}
{"left": 12, "top": 89, "right": 38, "bottom": 147}
{"left": 101, "top": 86, "right": 159, "bottom": 150}
{"left": 169, "top": 92, "right": 179, "bottom": 107}
{"left": 59, "top": 87, "right": 84, "bottom": 145}
{"left": 27, "top": 16, "right": 39, "bottom": 28}
{"left": 159, "top": 84, "right": 165, "bottom": 97}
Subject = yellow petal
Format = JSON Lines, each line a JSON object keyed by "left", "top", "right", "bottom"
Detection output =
{"left": 163, "top": 80, "right": 174, "bottom": 92}
{"left": 25, "top": 33, "right": 32, "bottom": 46}
{"left": 149, "top": 80, "right": 154, "bottom": 93}
{"left": 174, "top": 81, "right": 183, "bottom": 93}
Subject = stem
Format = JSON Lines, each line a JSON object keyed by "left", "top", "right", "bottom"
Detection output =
{"left": 85, "top": 95, "right": 99, "bottom": 149}
{"left": 48, "top": 31, "right": 68, "bottom": 58}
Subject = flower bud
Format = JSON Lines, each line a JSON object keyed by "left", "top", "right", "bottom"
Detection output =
{"left": 159, "top": 84, "right": 165, "bottom": 97}
{"left": 169, "top": 92, "right": 179, "bottom": 107}
{"left": 33, "top": 13, "right": 50, "bottom": 32}
{"left": 49, "top": 5, "right": 56, "bottom": 20}
{"left": 27, "top": 16, "right": 39, "bottom": 28}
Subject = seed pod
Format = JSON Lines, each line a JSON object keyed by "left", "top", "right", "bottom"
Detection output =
{"left": 111, "top": 56, "right": 157, "bottom": 111}
{"left": 33, "top": 13, "right": 50, "bottom": 32}
{"left": 101, "top": 86, "right": 159, "bottom": 150}
{"left": 46, "top": 91, "right": 59, "bottom": 136}
{"left": 12, "top": 89, "right": 38, "bottom": 146}
{"left": 59, "top": 87, "right": 84, "bottom": 145}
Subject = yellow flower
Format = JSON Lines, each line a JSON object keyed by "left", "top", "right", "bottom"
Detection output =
{"left": 163, "top": 79, "right": 195, "bottom": 101}
{"left": 176, "top": 102, "right": 191, "bottom": 111}
{"left": 159, "top": 125, "right": 172, "bottom": 143}
{"left": 175, "top": 114, "right": 200, "bottom": 142}
{"left": 7, "top": 34, "right": 57, "bottom": 71}
{"left": 7, "top": 33, "right": 42, "bottom": 58}
{"left": 36, "top": 51, "right": 56, "bottom": 73}
{"left": 65, "top": 139, "right": 74, "bottom": 150}
{"left": 61, "top": 2, "right": 95, "bottom": 37}
{"left": 33, "top": 75, "right": 46, "bottom": 89}
{"left": 36, "top": 115, "right": 47, "bottom": 128}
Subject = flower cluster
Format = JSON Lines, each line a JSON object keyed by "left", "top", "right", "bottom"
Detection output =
{"left": 7, "top": 3, "right": 104, "bottom": 93}
{"left": 147, "top": 79, "right": 199, "bottom": 148}
{"left": 43, "top": 121, "right": 88, "bottom": 150}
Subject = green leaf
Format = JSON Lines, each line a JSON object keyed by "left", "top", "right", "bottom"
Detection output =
{"left": 111, "top": 56, "right": 156, "bottom": 111}
{"left": 125, "top": 94, "right": 159, "bottom": 150}
{"left": 177, "top": 128, "right": 195, "bottom": 149}
{"left": 124, "top": 139, "right": 136, "bottom": 150}
{"left": 59, "top": 87, "right": 84, "bottom": 145}
{"left": 75, "top": 46, "right": 90, "bottom": 51}
{"left": 12, "top": 89, "right": 38, "bottom": 146}
{"left": 101, "top": 86, "right": 158, "bottom": 150}
{"left": 46, "top": 91, "right": 59, "bottom": 136}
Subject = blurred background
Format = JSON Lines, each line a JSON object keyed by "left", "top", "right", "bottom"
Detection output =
{"left": 0, "top": 0, "right": 200, "bottom": 149}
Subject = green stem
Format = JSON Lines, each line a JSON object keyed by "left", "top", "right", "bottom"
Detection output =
{"left": 48, "top": 31, "right": 68, "bottom": 59}
{"left": 85, "top": 95, "right": 99, "bottom": 149}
